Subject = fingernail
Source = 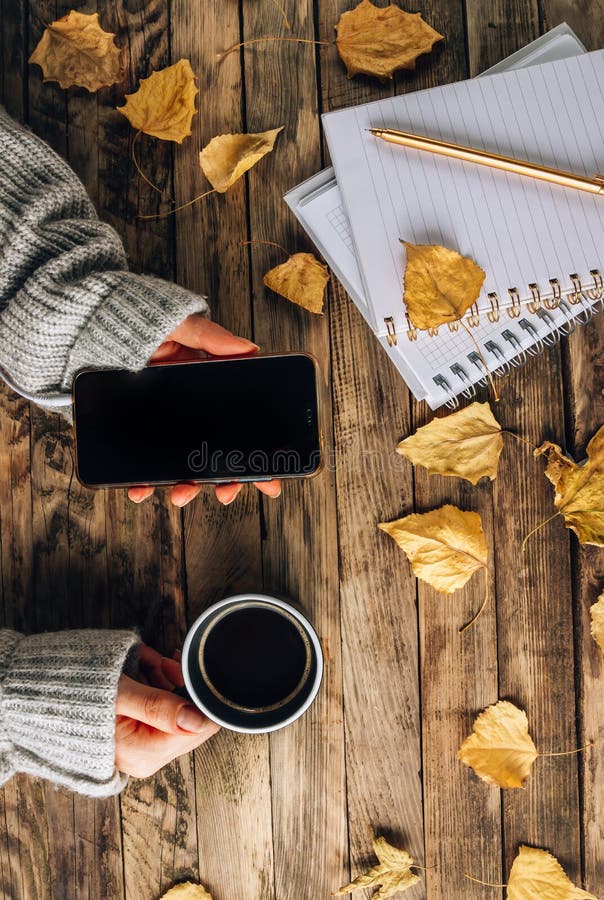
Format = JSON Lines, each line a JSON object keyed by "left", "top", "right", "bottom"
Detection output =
{"left": 242, "top": 339, "right": 260, "bottom": 350}
{"left": 177, "top": 704, "right": 207, "bottom": 733}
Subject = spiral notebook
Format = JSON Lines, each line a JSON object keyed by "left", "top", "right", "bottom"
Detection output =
{"left": 289, "top": 27, "right": 604, "bottom": 410}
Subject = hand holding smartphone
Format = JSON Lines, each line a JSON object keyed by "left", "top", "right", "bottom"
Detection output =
{"left": 72, "top": 353, "right": 323, "bottom": 490}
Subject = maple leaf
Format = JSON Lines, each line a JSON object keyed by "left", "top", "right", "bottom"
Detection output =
{"left": 263, "top": 252, "right": 329, "bottom": 314}
{"left": 332, "top": 835, "right": 421, "bottom": 898}
{"left": 199, "top": 127, "right": 284, "bottom": 193}
{"left": 29, "top": 11, "right": 122, "bottom": 92}
{"left": 590, "top": 591, "right": 604, "bottom": 654}
{"left": 507, "top": 845, "right": 597, "bottom": 899}
{"left": 379, "top": 505, "right": 487, "bottom": 593}
{"left": 534, "top": 425, "right": 604, "bottom": 546}
{"left": 458, "top": 701, "right": 538, "bottom": 789}
{"left": 335, "top": 0, "right": 443, "bottom": 81}
{"left": 160, "top": 882, "right": 212, "bottom": 900}
{"left": 397, "top": 402, "right": 503, "bottom": 484}
{"left": 117, "top": 59, "right": 198, "bottom": 143}
{"left": 402, "top": 241, "right": 485, "bottom": 331}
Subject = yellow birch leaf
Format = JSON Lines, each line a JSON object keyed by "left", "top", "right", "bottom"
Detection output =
{"left": 199, "top": 127, "right": 284, "bottom": 193}
{"left": 534, "top": 425, "right": 604, "bottom": 546}
{"left": 29, "top": 11, "right": 122, "bottom": 92}
{"left": 159, "top": 883, "right": 212, "bottom": 900}
{"left": 507, "top": 845, "right": 597, "bottom": 899}
{"left": 264, "top": 252, "right": 329, "bottom": 314}
{"left": 402, "top": 241, "right": 486, "bottom": 331}
{"left": 379, "top": 504, "right": 487, "bottom": 593}
{"left": 397, "top": 401, "right": 502, "bottom": 484}
{"left": 117, "top": 59, "right": 198, "bottom": 143}
{"left": 335, "top": 0, "right": 443, "bottom": 81}
{"left": 332, "top": 836, "right": 421, "bottom": 898}
{"left": 458, "top": 701, "right": 538, "bottom": 789}
{"left": 590, "top": 591, "right": 604, "bottom": 654}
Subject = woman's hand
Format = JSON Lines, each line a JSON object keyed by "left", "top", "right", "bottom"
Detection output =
{"left": 115, "top": 643, "right": 219, "bottom": 779}
{"left": 128, "top": 313, "right": 282, "bottom": 508}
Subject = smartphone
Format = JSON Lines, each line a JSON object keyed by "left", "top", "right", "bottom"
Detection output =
{"left": 72, "top": 353, "right": 322, "bottom": 488}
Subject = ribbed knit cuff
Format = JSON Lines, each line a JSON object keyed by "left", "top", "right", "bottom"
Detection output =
{"left": 62, "top": 270, "right": 210, "bottom": 392}
{"left": 0, "top": 629, "right": 139, "bottom": 797}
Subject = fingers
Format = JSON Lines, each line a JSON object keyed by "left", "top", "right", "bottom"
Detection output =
{"left": 128, "top": 486, "right": 155, "bottom": 503}
{"left": 168, "top": 315, "right": 259, "bottom": 357}
{"left": 254, "top": 479, "right": 282, "bottom": 498}
{"left": 116, "top": 675, "right": 209, "bottom": 735}
{"left": 215, "top": 482, "right": 243, "bottom": 505}
{"left": 170, "top": 483, "right": 203, "bottom": 507}
{"left": 115, "top": 718, "right": 218, "bottom": 779}
{"left": 138, "top": 643, "right": 182, "bottom": 691}
{"left": 161, "top": 656, "right": 185, "bottom": 688}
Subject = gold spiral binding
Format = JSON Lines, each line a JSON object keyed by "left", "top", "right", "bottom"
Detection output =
{"left": 447, "top": 320, "right": 459, "bottom": 333}
{"left": 487, "top": 292, "right": 500, "bottom": 323}
{"left": 428, "top": 326, "right": 440, "bottom": 337}
{"left": 546, "top": 278, "right": 562, "bottom": 310}
{"left": 507, "top": 287, "right": 522, "bottom": 317}
{"left": 568, "top": 273, "right": 582, "bottom": 304}
{"left": 384, "top": 316, "right": 398, "bottom": 346}
{"left": 588, "top": 269, "right": 603, "bottom": 300}
{"left": 405, "top": 313, "right": 418, "bottom": 342}
{"left": 527, "top": 283, "right": 542, "bottom": 313}
{"left": 465, "top": 303, "right": 480, "bottom": 328}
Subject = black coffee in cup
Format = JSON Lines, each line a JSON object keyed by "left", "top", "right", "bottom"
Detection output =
{"left": 182, "top": 594, "right": 323, "bottom": 733}
{"left": 199, "top": 605, "right": 312, "bottom": 712}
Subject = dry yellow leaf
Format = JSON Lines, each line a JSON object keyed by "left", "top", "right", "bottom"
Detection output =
{"left": 332, "top": 835, "right": 421, "bottom": 899}
{"left": 402, "top": 241, "right": 486, "bottom": 331}
{"left": 117, "top": 59, "right": 198, "bottom": 143}
{"left": 199, "top": 127, "right": 284, "bottom": 193}
{"left": 335, "top": 0, "right": 443, "bottom": 81}
{"left": 458, "top": 701, "right": 538, "bottom": 789}
{"left": 590, "top": 591, "right": 604, "bottom": 654}
{"left": 379, "top": 504, "right": 487, "bottom": 593}
{"left": 29, "top": 11, "right": 122, "bottom": 92}
{"left": 264, "top": 252, "right": 329, "bottom": 314}
{"left": 159, "top": 882, "right": 212, "bottom": 900}
{"left": 534, "top": 425, "right": 604, "bottom": 546}
{"left": 507, "top": 845, "right": 597, "bottom": 899}
{"left": 397, "top": 401, "right": 502, "bottom": 484}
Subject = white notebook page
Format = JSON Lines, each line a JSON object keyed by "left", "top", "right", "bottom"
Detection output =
{"left": 322, "top": 50, "right": 604, "bottom": 407}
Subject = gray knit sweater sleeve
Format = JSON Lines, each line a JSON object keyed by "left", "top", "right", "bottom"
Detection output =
{"left": 0, "top": 628, "right": 139, "bottom": 796}
{"left": 0, "top": 106, "right": 209, "bottom": 413}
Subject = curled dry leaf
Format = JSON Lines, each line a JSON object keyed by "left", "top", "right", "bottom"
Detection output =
{"left": 507, "top": 845, "right": 597, "bottom": 899}
{"left": 397, "top": 401, "right": 503, "bottom": 484}
{"left": 199, "top": 127, "right": 284, "bottom": 193}
{"left": 402, "top": 241, "right": 486, "bottom": 331}
{"left": 458, "top": 701, "right": 538, "bottom": 789}
{"left": 590, "top": 591, "right": 604, "bottom": 654}
{"left": 534, "top": 424, "right": 604, "bottom": 546}
{"left": 332, "top": 835, "right": 421, "bottom": 899}
{"left": 379, "top": 504, "right": 487, "bottom": 594}
{"left": 264, "top": 252, "right": 329, "bottom": 314}
{"left": 29, "top": 11, "right": 122, "bottom": 92}
{"left": 159, "top": 882, "right": 212, "bottom": 900}
{"left": 117, "top": 59, "right": 198, "bottom": 143}
{"left": 335, "top": 0, "right": 443, "bottom": 81}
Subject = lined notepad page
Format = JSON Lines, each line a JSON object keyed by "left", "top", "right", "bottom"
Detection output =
{"left": 322, "top": 50, "right": 604, "bottom": 407}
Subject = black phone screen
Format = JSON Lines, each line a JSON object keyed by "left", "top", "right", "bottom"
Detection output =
{"left": 73, "top": 354, "right": 321, "bottom": 487}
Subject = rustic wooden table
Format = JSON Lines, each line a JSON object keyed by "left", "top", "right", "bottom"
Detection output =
{"left": 1, "top": 1, "right": 603, "bottom": 898}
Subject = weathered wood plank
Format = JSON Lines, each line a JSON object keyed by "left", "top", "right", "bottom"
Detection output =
{"left": 466, "top": 0, "right": 582, "bottom": 884}
{"left": 170, "top": 2, "right": 276, "bottom": 898}
{"left": 318, "top": 1, "right": 425, "bottom": 895}
{"left": 240, "top": 1, "right": 348, "bottom": 896}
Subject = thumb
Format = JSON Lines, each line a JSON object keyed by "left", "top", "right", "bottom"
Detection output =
{"left": 170, "top": 315, "right": 259, "bottom": 356}
{"left": 116, "top": 675, "right": 211, "bottom": 734}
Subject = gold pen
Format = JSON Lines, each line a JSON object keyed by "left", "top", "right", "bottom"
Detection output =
{"left": 369, "top": 127, "right": 604, "bottom": 196}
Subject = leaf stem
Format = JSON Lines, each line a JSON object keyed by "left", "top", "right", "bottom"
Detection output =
{"left": 459, "top": 567, "right": 489, "bottom": 635}
{"left": 459, "top": 320, "right": 499, "bottom": 402}
{"left": 501, "top": 430, "right": 537, "bottom": 450}
{"left": 521, "top": 512, "right": 561, "bottom": 552}
{"left": 464, "top": 873, "right": 507, "bottom": 888}
{"left": 131, "top": 130, "right": 167, "bottom": 197}
{"left": 137, "top": 188, "right": 217, "bottom": 220}
{"left": 269, "top": 0, "right": 291, "bottom": 30}
{"left": 240, "top": 239, "right": 290, "bottom": 257}
{"left": 539, "top": 740, "right": 593, "bottom": 758}
{"left": 218, "top": 36, "right": 332, "bottom": 62}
